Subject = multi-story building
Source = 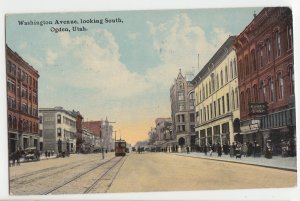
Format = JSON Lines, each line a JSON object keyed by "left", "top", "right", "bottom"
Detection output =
{"left": 69, "top": 110, "right": 83, "bottom": 152}
{"left": 234, "top": 7, "right": 295, "bottom": 155}
{"left": 82, "top": 120, "right": 102, "bottom": 151}
{"left": 193, "top": 36, "right": 240, "bottom": 148}
{"left": 154, "top": 118, "right": 173, "bottom": 152}
{"left": 6, "top": 45, "right": 40, "bottom": 154}
{"left": 170, "top": 69, "right": 196, "bottom": 152}
{"left": 39, "top": 107, "right": 77, "bottom": 153}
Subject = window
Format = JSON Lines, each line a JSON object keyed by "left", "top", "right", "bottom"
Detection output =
{"left": 261, "top": 80, "right": 266, "bottom": 102}
{"left": 209, "top": 81, "right": 211, "bottom": 95}
{"left": 216, "top": 74, "right": 219, "bottom": 89}
{"left": 214, "top": 101, "right": 217, "bottom": 117}
{"left": 267, "top": 39, "right": 272, "bottom": 63}
{"left": 251, "top": 50, "right": 256, "bottom": 72}
{"left": 275, "top": 31, "right": 281, "bottom": 57}
{"left": 210, "top": 103, "right": 213, "bottom": 118}
{"left": 222, "top": 96, "right": 225, "bottom": 114}
{"left": 253, "top": 85, "right": 258, "bottom": 102}
{"left": 287, "top": 24, "right": 293, "bottom": 49}
{"left": 189, "top": 92, "right": 195, "bottom": 109}
{"left": 178, "top": 92, "right": 184, "bottom": 101}
{"left": 241, "top": 92, "right": 245, "bottom": 112}
{"left": 230, "top": 61, "right": 233, "bottom": 79}
{"left": 269, "top": 78, "right": 275, "bottom": 102}
{"left": 226, "top": 93, "right": 230, "bottom": 112}
{"left": 206, "top": 84, "right": 208, "bottom": 98}
{"left": 290, "top": 66, "right": 294, "bottom": 95}
{"left": 207, "top": 105, "right": 209, "bottom": 120}
{"left": 57, "top": 114, "right": 61, "bottom": 124}
{"left": 232, "top": 90, "right": 235, "bottom": 110}
{"left": 236, "top": 88, "right": 239, "bottom": 108}
{"left": 259, "top": 46, "right": 264, "bottom": 67}
{"left": 179, "top": 102, "right": 185, "bottom": 111}
{"left": 39, "top": 116, "right": 43, "bottom": 124}
{"left": 225, "top": 66, "right": 228, "bottom": 83}
{"left": 246, "top": 88, "right": 251, "bottom": 111}
{"left": 218, "top": 99, "right": 221, "bottom": 115}
{"left": 277, "top": 73, "right": 284, "bottom": 99}
{"left": 245, "top": 55, "right": 249, "bottom": 75}
{"left": 57, "top": 128, "right": 61, "bottom": 137}
{"left": 203, "top": 107, "right": 206, "bottom": 121}
{"left": 220, "top": 70, "right": 224, "bottom": 86}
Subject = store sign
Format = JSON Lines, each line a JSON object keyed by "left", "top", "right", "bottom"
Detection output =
{"left": 249, "top": 103, "right": 268, "bottom": 115}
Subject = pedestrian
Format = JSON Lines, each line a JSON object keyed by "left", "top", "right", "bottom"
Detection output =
{"left": 235, "top": 143, "right": 242, "bottom": 159}
{"left": 247, "top": 142, "right": 253, "bottom": 156}
{"left": 204, "top": 145, "right": 207, "bottom": 156}
{"left": 232, "top": 142, "right": 236, "bottom": 156}
{"left": 217, "top": 143, "right": 222, "bottom": 157}
{"left": 209, "top": 145, "right": 213, "bottom": 157}
{"left": 242, "top": 143, "right": 248, "bottom": 157}
{"left": 186, "top": 146, "right": 190, "bottom": 154}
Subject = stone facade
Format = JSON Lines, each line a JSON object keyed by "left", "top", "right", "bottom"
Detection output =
{"left": 170, "top": 69, "right": 196, "bottom": 152}
{"left": 39, "top": 107, "right": 77, "bottom": 154}
{"left": 193, "top": 36, "right": 240, "bottom": 149}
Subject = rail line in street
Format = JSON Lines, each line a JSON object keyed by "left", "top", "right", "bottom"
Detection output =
{"left": 10, "top": 157, "right": 101, "bottom": 184}
{"left": 41, "top": 156, "right": 125, "bottom": 195}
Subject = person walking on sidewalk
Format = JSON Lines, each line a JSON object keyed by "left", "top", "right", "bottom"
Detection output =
{"left": 204, "top": 145, "right": 207, "bottom": 156}
{"left": 242, "top": 143, "right": 248, "bottom": 157}
{"left": 217, "top": 143, "right": 222, "bottom": 157}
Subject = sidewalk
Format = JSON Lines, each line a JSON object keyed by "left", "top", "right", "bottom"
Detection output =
{"left": 174, "top": 152, "right": 297, "bottom": 171}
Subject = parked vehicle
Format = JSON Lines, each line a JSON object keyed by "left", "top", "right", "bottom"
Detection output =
{"left": 24, "top": 147, "right": 40, "bottom": 161}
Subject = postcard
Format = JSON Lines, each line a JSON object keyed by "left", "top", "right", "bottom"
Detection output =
{"left": 1, "top": 2, "right": 299, "bottom": 201}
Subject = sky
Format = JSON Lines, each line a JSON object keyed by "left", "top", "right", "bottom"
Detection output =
{"left": 6, "top": 8, "right": 262, "bottom": 145}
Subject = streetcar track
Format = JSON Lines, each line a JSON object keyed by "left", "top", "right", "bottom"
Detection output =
{"left": 41, "top": 156, "right": 118, "bottom": 195}
{"left": 104, "top": 155, "right": 128, "bottom": 193}
{"left": 10, "top": 156, "right": 100, "bottom": 183}
{"left": 84, "top": 156, "right": 127, "bottom": 193}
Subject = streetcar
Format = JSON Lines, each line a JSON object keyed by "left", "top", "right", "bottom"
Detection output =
{"left": 115, "top": 139, "right": 127, "bottom": 156}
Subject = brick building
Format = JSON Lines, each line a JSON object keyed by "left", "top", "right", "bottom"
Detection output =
{"left": 234, "top": 7, "right": 295, "bottom": 155}
{"left": 6, "top": 45, "right": 39, "bottom": 154}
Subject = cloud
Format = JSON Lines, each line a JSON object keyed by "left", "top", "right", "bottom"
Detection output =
{"left": 127, "top": 32, "right": 139, "bottom": 40}
{"left": 46, "top": 49, "right": 58, "bottom": 65}
{"left": 145, "top": 13, "right": 232, "bottom": 87}
{"left": 55, "top": 30, "right": 150, "bottom": 98}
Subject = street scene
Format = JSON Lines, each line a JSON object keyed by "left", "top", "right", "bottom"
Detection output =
{"left": 5, "top": 7, "right": 296, "bottom": 195}
{"left": 9, "top": 152, "right": 296, "bottom": 195}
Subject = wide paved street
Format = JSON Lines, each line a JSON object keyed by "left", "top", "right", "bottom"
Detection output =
{"left": 9, "top": 152, "right": 296, "bottom": 195}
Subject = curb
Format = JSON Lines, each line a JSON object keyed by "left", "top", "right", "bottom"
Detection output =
{"left": 173, "top": 153, "right": 297, "bottom": 172}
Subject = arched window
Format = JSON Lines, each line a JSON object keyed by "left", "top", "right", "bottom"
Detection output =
{"left": 267, "top": 39, "right": 272, "bottom": 63}
{"left": 29, "top": 121, "right": 32, "bottom": 132}
{"left": 260, "top": 80, "right": 266, "bottom": 102}
{"left": 240, "top": 92, "right": 245, "bottom": 112}
{"left": 251, "top": 50, "right": 256, "bottom": 72}
{"left": 230, "top": 60, "right": 233, "bottom": 79}
{"left": 19, "top": 119, "right": 23, "bottom": 131}
{"left": 253, "top": 84, "right": 258, "bottom": 103}
{"left": 8, "top": 115, "right": 12, "bottom": 129}
{"left": 246, "top": 88, "right": 251, "bottom": 111}
{"left": 287, "top": 24, "right": 293, "bottom": 49}
{"left": 225, "top": 66, "right": 228, "bottom": 83}
{"left": 239, "top": 60, "right": 243, "bottom": 80}
{"left": 277, "top": 72, "right": 284, "bottom": 99}
{"left": 232, "top": 90, "right": 235, "bottom": 110}
{"left": 220, "top": 70, "right": 224, "bottom": 86}
{"left": 269, "top": 78, "right": 275, "bottom": 102}
{"left": 13, "top": 116, "right": 17, "bottom": 129}
{"left": 57, "top": 114, "right": 61, "bottom": 124}
{"left": 275, "top": 31, "right": 281, "bottom": 57}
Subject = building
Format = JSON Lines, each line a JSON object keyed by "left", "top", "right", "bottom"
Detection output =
{"left": 69, "top": 110, "right": 83, "bottom": 152}
{"left": 39, "top": 107, "right": 77, "bottom": 153}
{"left": 82, "top": 121, "right": 102, "bottom": 138}
{"left": 101, "top": 117, "right": 114, "bottom": 151}
{"left": 6, "top": 45, "right": 40, "bottom": 154}
{"left": 234, "top": 7, "right": 295, "bottom": 155}
{"left": 170, "top": 69, "right": 196, "bottom": 152}
{"left": 154, "top": 118, "right": 174, "bottom": 152}
{"left": 192, "top": 36, "right": 240, "bottom": 148}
